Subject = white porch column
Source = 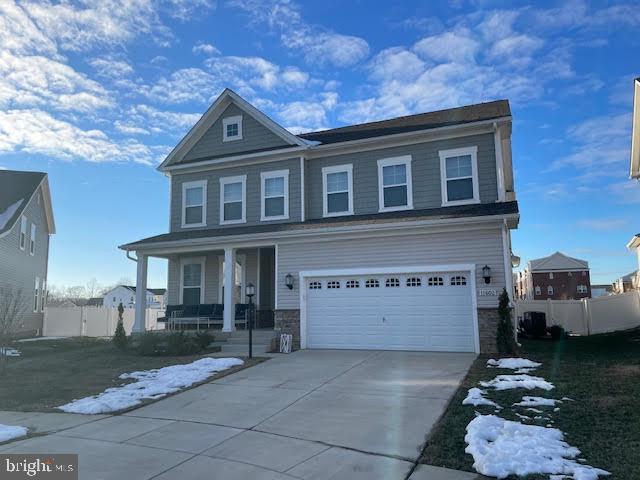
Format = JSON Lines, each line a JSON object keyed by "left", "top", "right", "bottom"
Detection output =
{"left": 223, "top": 247, "right": 236, "bottom": 332}
{"left": 133, "top": 253, "right": 148, "bottom": 333}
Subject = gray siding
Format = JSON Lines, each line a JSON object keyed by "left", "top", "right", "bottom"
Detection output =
{"left": 183, "top": 104, "right": 290, "bottom": 162}
{"left": 306, "top": 133, "right": 497, "bottom": 219}
{"left": 0, "top": 186, "right": 50, "bottom": 335}
{"left": 170, "top": 157, "right": 301, "bottom": 232}
{"left": 277, "top": 227, "right": 506, "bottom": 310}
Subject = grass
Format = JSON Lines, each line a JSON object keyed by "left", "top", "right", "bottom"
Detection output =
{"left": 0, "top": 337, "right": 264, "bottom": 412}
{"left": 420, "top": 328, "right": 640, "bottom": 480}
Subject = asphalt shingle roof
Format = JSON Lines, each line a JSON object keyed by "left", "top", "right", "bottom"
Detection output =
{"left": 0, "top": 170, "right": 46, "bottom": 235}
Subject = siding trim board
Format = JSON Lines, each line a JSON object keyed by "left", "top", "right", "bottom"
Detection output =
{"left": 298, "top": 263, "right": 480, "bottom": 353}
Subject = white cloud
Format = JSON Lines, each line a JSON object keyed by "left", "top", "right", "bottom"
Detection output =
{"left": 192, "top": 42, "right": 220, "bottom": 56}
{"left": 89, "top": 56, "right": 134, "bottom": 79}
{"left": 280, "top": 67, "right": 309, "bottom": 87}
{"left": 140, "top": 68, "right": 221, "bottom": 104}
{"left": 0, "top": 109, "right": 165, "bottom": 164}
{"left": 369, "top": 47, "right": 425, "bottom": 82}
{"left": 414, "top": 29, "right": 480, "bottom": 63}
{"left": 230, "top": 0, "right": 369, "bottom": 67}
{"left": 116, "top": 105, "right": 201, "bottom": 136}
{"left": 162, "top": 0, "right": 216, "bottom": 21}
{"left": 575, "top": 218, "right": 630, "bottom": 231}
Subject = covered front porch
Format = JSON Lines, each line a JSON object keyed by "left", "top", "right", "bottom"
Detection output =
{"left": 130, "top": 245, "right": 277, "bottom": 334}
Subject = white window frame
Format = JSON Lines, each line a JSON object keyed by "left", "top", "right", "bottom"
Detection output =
{"left": 577, "top": 284, "right": 588, "bottom": 294}
{"left": 260, "top": 169, "right": 289, "bottom": 221}
{"left": 439, "top": 146, "right": 480, "bottom": 206}
{"left": 377, "top": 156, "right": 413, "bottom": 212}
{"left": 179, "top": 257, "right": 206, "bottom": 304}
{"left": 222, "top": 115, "right": 243, "bottom": 142}
{"left": 219, "top": 175, "right": 247, "bottom": 225}
{"left": 29, "top": 223, "right": 36, "bottom": 256}
{"left": 41, "top": 278, "right": 46, "bottom": 312}
{"left": 19, "top": 216, "right": 27, "bottom": 251}
{"left": 547, "top": 285, "right": 554, "bottom": 295}
{"left": 181, "top": 180, "right": 207, "bottom": 228}
{"left": 322, "top": 164, "right": 354, "bottom": 218}
{"left": 535, "top": 285, "right": 541, "bottom": 296}
{"left": 34, "top": 277, "right": 39, "bottom": 312}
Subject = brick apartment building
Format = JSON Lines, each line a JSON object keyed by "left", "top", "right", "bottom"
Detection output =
{"left": 515, "top": 251, "right": 591, "bottom": 300}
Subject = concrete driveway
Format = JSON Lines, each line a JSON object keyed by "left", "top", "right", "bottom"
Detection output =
{"left": 1, "top": 350, "right": 478, "bottom": 480}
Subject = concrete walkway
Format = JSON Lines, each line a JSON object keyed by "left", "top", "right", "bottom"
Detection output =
{"left": 0, "top": 350, "right": 480, "bottom": 479}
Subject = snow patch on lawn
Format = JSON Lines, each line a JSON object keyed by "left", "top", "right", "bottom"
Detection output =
{"left": 480, "top": 374, "right": 554, "bottom": 391}
{"left": 465, "top": 414, "right": 610, "bottom": 480}
{"left": 515, "top": 396, "right": 561, "bottom": 407}
{"left": 58, "top": 357, "right": 244, "bottom": 414}
{"left": 16, "top": 337, "right": 66, "bottom": 342}
{"left": 0, "top": 347, "right": 20, "bottom": 357}
{"left": 0, "top": 424, "right": 27, "bottom": 443}
{"left": 487, "top": 358, "right": 542, "bottom": 370}
{"left": 462, "top": 388, "right": 501, "bottom": 408}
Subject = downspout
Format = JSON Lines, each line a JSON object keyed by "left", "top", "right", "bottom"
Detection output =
{"left": 126, "top": 251, "right": 138, "bottom": 262}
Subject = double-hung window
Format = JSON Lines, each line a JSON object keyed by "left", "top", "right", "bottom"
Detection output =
{"left": 30, "top": 224, "right": 36, "bottom": 256}
{"left": 181, "top": 259, "right": 204, "bottom": 305}
{"left": 19, "top": 216, "right": 27, "bottom": 251}
{"left": 181, "top": 180, "right": 207, "bottom": 227}
{"left": 261, "top": 170, "right": 289, "bottom": 221}
{"left": 220, "top": 175, "right": 246, "bottom": 224}
{"left": 322, "top": 164, "right": 353, "bottom": 217}
{"left": 377, "top": 156, "right": 413, "bottom": 212}
{"left": 34, "top": 277, "right": 39, "bottom": 312}
{"left": 439, "top": 146, "right": 480, "bottom": 206}
{"left": 222, "top": 115, "right": 243, "bottom": 142}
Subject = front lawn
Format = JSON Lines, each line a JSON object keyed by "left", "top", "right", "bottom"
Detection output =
{"left": 420, "top": 328, "right": 640, "bottom": 479}
{"left": 0, "top": 337, "right": 262, "bottom": 412}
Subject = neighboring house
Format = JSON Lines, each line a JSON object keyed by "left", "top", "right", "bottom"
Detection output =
{"left": 613, "top": 271, "right": 638, "bottom": 294}
{"left": 515, "top": 252, "right": 591, "bottom": 300}
{"left": 86, "top": 297, "right": 104, "bottom": 307}
{"left": 591, "top": 284, "right": 613, "bottom": 298}
{"left": 120, "top": 88, "right": 519, "bottom": 353}
{"left": 0, "top": 170, "right": 56, "bottom": 336}
{"left": 630, "top": 77, "right": 640, "bottom": 180}
{"left": 101, "top": 285, "right": 166, "bottom": 309}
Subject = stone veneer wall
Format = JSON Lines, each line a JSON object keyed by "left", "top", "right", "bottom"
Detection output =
{"left": 273, "top": 308, "right": 499, "bottom": 353}
{"left": 273, "top": 309, "right": 301, "bottom": 351}
{"left": 478, "top": 308, "right": 500, "bottom": 353}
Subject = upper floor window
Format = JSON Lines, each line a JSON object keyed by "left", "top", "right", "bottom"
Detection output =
{"left": 547, "top": 285, "right": 554, "bottom": 295}
{"left": 377, "top": 156, "right": 413, "bottom": 212}
{"left": 549, "top": 272, "right": 554, "bottom": 279}
{"left": 222, "top": 115, "right": 243, "bottom": 142}
{"left": 261, "top": 170, "right": 289, "bottom": 221}
{"left": 535, "top": 285, "right": 541, "bottom": 296}
{"left": 34, "top": 277, "right": 39, "bottom": 312}
{"left": 439, "top": 146, "right": 479, "bottom": 206}
{"left": 577, "top": 285, "right": 588, "bottom": 294}
{"left": 582, "top": 271, "right": 587, "bottom": 277}
{"left": 181, "top": 180, "right": 207, "bottom": 228}
{"left": 322, "top": 164, "right": 353, "bottom": 217}
{"left": 19, "top": 216, "right": 27, "bottom": 251}
{"left": 220, "top": 175, "right": 246, "bottom": 224}
{"left": 30, "top": 223, "right": 36, "bottom": 256}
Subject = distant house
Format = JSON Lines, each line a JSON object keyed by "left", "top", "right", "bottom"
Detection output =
{"left": 630, "top": 77, "right": 640, "bottom": 179}
{"left": 85, "top": 297, "right": 104, "bottom": 307}
{"left": 613, "top": 271, "right": 638, "bottom": 294}
{"left": 591, "top": 284, "right": 613, "bottom": 298}
{"left": 101, "top": 285, "right": 166, "bottom": 309}
{"left": 0, "top": 170, "right": 56, "bottom": 336}
{"left": 515, "top": 252, "right": 591, "bottom": 300}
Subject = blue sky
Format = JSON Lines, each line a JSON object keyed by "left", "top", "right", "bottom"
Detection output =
{"left": 0, "top": 0, "right": 639, "bottom": 290}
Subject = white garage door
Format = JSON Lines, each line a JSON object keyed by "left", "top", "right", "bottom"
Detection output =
{"left": 305, "top": 271, "right": 476, "bottom": 352}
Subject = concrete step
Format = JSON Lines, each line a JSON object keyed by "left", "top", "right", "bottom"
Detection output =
{"left": 217, "top": 343, "right": 272, "bottom": 355}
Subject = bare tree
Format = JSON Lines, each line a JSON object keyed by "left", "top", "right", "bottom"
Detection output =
{"left": 0, "top": 286, "right": 26, "bottom": 375}
{"left": 85, "top": 278, "right": 101, "bottom": 299}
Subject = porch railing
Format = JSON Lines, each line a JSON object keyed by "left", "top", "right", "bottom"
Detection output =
{"left": 161, "top": 304, "right": 274, "bottom": 330}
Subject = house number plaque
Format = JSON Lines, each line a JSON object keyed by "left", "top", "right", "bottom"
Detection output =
{"left": 478, "top": 288, "right": 499, "bottom": 296}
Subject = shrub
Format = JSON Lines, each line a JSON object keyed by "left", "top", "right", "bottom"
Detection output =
{"left": 112, "top": 303, "right": 128, "bottom": 350}
{"left": 496, "top": 288, "right": 518, "bottom": 354}
{"left": 166, "top": 331, "right": 201, "bottom": 356}
{"left": 194, "top": 331, "right": 214, "bottom": 349}
{"left": 136, "top": 331, "right": 211, "bottom": 356}
{"left": 548, "top": 325, "right": 566, "bottom": 340}
{"left": 137, "top": 332, "right": 162, "bottom": 356}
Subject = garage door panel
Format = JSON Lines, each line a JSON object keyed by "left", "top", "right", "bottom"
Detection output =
{"left": 306, "top": 270, "right": 475, "bottom": 352}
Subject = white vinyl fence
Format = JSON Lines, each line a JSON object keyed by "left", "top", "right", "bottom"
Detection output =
{"left": 514, "top": 290, "right": 640, "bottom": 335}
{"left": 43, "top": 307, "right": 165, "bottom": 337}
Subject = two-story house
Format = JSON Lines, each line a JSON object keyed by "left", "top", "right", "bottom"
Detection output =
{"left": 627, "top": 78, "right": 640, "bottom": 284}
{"left": 120, "top": 89, "right": 519, "bottom": 353}
{"left": 0, "top": 170, "right": 55, "bottom": 336}
{"left": 101, "top": 285, "right": 167, "bottom": 309}
{"left": 515, "top": 252, "right": 591, "bottom": 300}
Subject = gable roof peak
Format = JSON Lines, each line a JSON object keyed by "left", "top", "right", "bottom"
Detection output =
{"left": 529, "top": 251, "right": 589, "bottom": 271}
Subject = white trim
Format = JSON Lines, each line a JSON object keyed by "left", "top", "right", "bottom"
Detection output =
{"left": 219, "top": 175, "right": 247, "bottom": 225}
{"left": 34, "top": 276, "right": 39, "bottom": 313}
{"left": 179, "top": 256, "right": 206, "bottom": 304}
{"left": 494, "top": 126, "right": 506, "bottom": 202}
{"left": 181, "top": 180, "right": 207, "bottom": 228}
{"left": 222, "top": 115, "right": 243, "bottom": 142}
{"left": 29, "top": 223, "right": 36, "bottom": 256}
{"left": 19, "top": 215, "right": 27, "bottom": 251}
{"left": 298, "top": 263, "right": 479, "bottom": 353}
{"left": 300, "top": 156, "right": 305, "bottom": 222}
{"left": 274, "top": 244, "right": 279, "bottom": 309}
{"left": 377, "top": 155, "right": 413, "bottom": 212}
{"left": 502, "top": 221, "right": 513, "bottom": 301}
{"left": 256, "top": 248, "right": 261, "bottom": 308}
{"left": 439, "top": 146, "right": 480, "bottom": 207}
{"left": 217, "top": 253, "right": 246, "bottom": 303}
{"left": 260, "top": 169, "right": 290, "bottom": 221}
{"left": 322, "top": 164, "right": 354, "bottom": 218}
